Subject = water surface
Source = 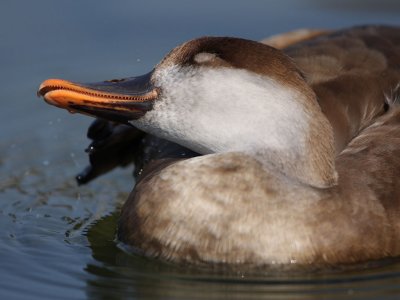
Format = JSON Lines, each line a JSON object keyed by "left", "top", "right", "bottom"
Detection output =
{"left": 1, "top": 1, "right": 400, "bottom": 299}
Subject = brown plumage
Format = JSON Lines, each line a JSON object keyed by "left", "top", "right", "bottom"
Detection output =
{"left": 286, "top": 26, "right": 400, "bottom": 153}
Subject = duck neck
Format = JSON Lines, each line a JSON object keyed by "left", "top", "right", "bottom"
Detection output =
{"left": 235, "top": 89, "right": 338, "bottom": 189}
{"left": 242, "top": 142, "right": 337, "bottom": 189}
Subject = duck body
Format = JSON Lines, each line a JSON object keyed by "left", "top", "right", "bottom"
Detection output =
{"left": 120, "top": 108, "right": 400, "bottom": 266}
{"left": 39, "top": 25, "right": 400, "bottom": 267}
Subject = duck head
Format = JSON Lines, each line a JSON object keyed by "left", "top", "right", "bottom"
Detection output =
{"left": 38, "top": 37, "right": 337, "bottom": 188}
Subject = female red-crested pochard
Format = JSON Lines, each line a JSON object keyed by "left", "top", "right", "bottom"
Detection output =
{"left": 38, "top": 25, "right": 400, "bottom": 267}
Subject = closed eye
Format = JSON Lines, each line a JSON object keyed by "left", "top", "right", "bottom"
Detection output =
{"left": 193, "top": 52, "right": 218, "bottom": 64}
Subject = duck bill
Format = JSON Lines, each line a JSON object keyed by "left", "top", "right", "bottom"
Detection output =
{"left": 38, "top": 71, "right": 158, "bottom": 123}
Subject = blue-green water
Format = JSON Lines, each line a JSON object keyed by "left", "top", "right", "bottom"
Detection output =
{"left": 1, "top": 1, "right": 400, "bottom": 299}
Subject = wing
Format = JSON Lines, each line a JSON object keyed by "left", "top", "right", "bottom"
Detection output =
{"left": 285, "top": 25, "right": 400, "bottom": 153}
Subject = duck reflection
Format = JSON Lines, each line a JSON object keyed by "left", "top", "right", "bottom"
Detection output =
{"left": 84, "top": 213, "right": 400, "bottom": 299}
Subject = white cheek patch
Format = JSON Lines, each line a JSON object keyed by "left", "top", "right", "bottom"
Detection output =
{"left": 193, "top": 52, "right": 217, "bottom": 64}
{"left": 134, "top": 65, "right": 309, "bottom": 155}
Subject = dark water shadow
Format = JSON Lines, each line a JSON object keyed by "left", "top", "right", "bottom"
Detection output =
{"left": 84, "top": 214, "right": 400, "bottom": 299}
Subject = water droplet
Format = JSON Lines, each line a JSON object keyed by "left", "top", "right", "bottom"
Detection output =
{"left": 86, "top": 146, "right": 96, "bottom": 154}
{"left": 42, "top": 160, "right": 50, "bottom": 166}
{"left": 136, "top": 58, "right": 141, "bottom": 62}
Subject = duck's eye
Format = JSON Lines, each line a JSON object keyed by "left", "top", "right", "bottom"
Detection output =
{"left": 193, "top": 52, "right": 218, "bottom": 64}
{"left": 104, "top": 78, "right": 126, "bottom": 83}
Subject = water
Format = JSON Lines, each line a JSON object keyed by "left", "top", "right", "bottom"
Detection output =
{"left": 1, "top": 1, "right": 400, "bottom": 299}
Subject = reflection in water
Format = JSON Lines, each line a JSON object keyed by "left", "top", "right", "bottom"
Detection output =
{"left": 85, "top": 214, "right": 400, "bottom": 299}
{"left": 0, "top": 135, "right": 132, "bottom": 300}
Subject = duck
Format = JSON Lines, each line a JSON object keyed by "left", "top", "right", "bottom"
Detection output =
{"left": 38, "top": 25, "right": 400, "bottom": 267}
